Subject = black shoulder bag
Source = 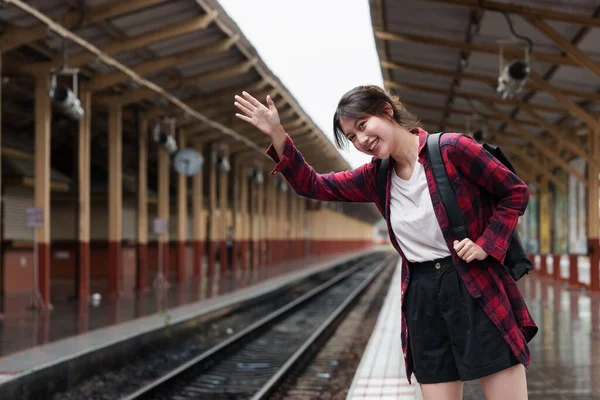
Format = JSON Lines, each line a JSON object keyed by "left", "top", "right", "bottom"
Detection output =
{"left": 376, "top": 157, "right": 388, "bottom": 217}
{"left": 426, "top": 132, "right": 533, "bottom": 281}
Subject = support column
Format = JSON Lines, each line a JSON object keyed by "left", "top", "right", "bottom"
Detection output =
{"left": 239, "top": 164, "right": 249, "bottom": 271}
{"left": 35, "top": 75, "right": 52, "bottom": 306}
{"left": 286, "top": 189, "right": 292, "bottom": 258}
{"left": 539, "top": 178, "right": 551, "bottom": 276}
{"left": 257, "top": 171, "right": 266, "bottom": 267}
{"left": 108, "top": 106, "right": 123, "bottom": 295}
{"left": 270, "top": 177, "right": 279, "bottom": 265}
{"left": 249, "top": 174, "right": 258, "bottom": 270}
{"left": 250, "top": 173, "right": 264, "bottom": 271}
{"left": 192, "top": 143, "right": 204, "bottom": 279}
{"left": 77, "top": 91, "right": 91, "bottom": 300}
{"left": 290, "top": 195, "right": 297, "bottom": 259}
{"left": 589, "top": 124, "right": 600, "bottom": 292}
{"left": 231, "top": 157, "right": 241, "bottom": 272}
{"left": 297, "top": 196, "right": 305, "bottom": 258}
{"left": 282, "top": 185, "right": 290, "bottom": 262}
{"left": 137, "top": 118, "right": 148, "bottom": 290}
{"left": 207, "top": 145, "right": 217, "bottom": 277}
{"left": 158, "top": 145, "right": 170, "bottom": 282}
{"left": 553, "top": 254, "right": 562, "bottom": 281}
{"left": 299, "top": 196, "right": 306, "bottom": 258}
{"left": 265, "top": 176, "right": 274, "bottom": 267}
{"left": 290, "top": 195, "right": 298, "bottom": 259}
{"left": 177, "top": 133, "right": 187, "bottom": 282}
{"left": 271, "top": 178, "right": 278, "bottom": 264}
{"left": 218, "top": 148, "right": 229, "bottom": 276}
{"left": 278, "top": 181, "right": 287, "bottom": 263}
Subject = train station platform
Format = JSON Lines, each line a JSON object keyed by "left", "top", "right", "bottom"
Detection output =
{"left": 0, "top": 248, "right": 385, "bottom": 388}
{"left": 0, "top": 0, "right": 598, "bottom": 398}
{"left": 347, "top": 258, "right": 600, "bottom": 400}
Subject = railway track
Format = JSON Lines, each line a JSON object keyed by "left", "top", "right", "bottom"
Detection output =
{"left": 122, "top": 253, "right": 397, "bottom": 400}
{"left": 270, "top": 257, "right": 395, "bottom": 400}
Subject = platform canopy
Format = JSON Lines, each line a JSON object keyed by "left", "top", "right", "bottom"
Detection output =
{"left": 0, "top": 0, "right": 382, "bottom": 223}
{"left": 369, "top": 0, "right": 600, "bottom": 190}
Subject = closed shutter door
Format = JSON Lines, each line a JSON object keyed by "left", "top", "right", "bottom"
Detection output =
{"left": 122, "top": 204, "right": 137, "bottom": 240}
{"left": 50, "top": 202, "right": 76, "bottom": 240}
{"left": 3, "top": 186, "right": 34, "bottom": 241}
{"left": 90, "top": 203, "right": 108, "bottom": 240}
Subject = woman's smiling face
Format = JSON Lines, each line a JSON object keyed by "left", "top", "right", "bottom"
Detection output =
{"left": 338, "top": 109, "right": 399, "bottom": 159}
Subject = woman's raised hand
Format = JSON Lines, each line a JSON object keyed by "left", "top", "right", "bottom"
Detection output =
{"left": 234, "top": 91, "right": 281, "bottom": 138}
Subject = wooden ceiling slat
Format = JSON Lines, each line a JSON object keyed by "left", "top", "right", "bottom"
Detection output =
{"left": 0, "top": 0, "right": 169, "bottom": 53}
{"left": 423, "top": 0, "right": 600, "bottom": 28}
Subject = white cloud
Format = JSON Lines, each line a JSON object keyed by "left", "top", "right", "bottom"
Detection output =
{"left": 218, "top": 0, "right": 384, "bottom": 169}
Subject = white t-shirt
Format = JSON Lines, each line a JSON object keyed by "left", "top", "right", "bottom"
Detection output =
{"left": 389, "top": 161, "right": 451, "bottom": 263}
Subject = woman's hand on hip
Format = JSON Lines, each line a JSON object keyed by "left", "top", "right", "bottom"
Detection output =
{"left": 234, "top": 91, "right": 282, "bottom": 138}
{"left": 453, "top": 239, "right": 488, "bottom": 263}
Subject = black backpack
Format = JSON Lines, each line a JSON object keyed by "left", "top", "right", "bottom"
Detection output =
{"left": 375, "top": 132, "right": 533, "bottom": 281}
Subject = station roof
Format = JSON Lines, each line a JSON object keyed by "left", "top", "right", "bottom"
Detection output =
{"left": 0, "top": 0, "right": 382, "bottom": 223}
{"left": 369, "top": 0, "right": 600, "bottom": 191}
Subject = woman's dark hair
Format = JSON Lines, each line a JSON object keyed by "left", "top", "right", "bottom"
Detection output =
{"left": 332, "top": 85, "right": 421, "bottom": 148}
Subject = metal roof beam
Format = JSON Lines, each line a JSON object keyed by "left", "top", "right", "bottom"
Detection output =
{"left": 375, "top": 30, "right": 582, "bottom": 68}
{"left": 0, "top": 0, "right": 169, "bottom": 53}
{"left": 525, "top": 17, "right": 600, "bottom": 82}
{"left": 25, "top": 12, "right": 219, "bottom": 74}
{"left": 403, "top": 100, "right": 540, "bottom": 128}
{"left": 141, "top": 80, "right": 270, "bottom": 119}
{"left": 385, "top": 80, "right": 566, "bottom": 114}
{"left": 423, "top": 0, "right": 600, "bottom": 28}
{"left": 88, "top": 37, "right": 238, "bottom": 92}
{"left": 382, "top": 59, "right": 600, "bottom": 102}
{"left": 94, "top": 59, "right": 257, "bottom": 106}
{"left": 482, "top": 102, "right": 588, "bottom": 185}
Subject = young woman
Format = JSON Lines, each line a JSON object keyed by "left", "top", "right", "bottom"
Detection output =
{"left": 234, "top": 85, "right": 538, "bottom": 400}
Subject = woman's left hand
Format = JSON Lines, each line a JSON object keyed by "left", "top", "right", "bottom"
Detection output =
{"left": 453, "top": 239, "right": 488, "bottom": 263}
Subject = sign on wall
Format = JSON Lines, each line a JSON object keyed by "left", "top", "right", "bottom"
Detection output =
{"left": 25, "top": 207, "right": 43, "bottom": 228}
{"left": 153, "top": 218, "right": 168, "bottom": 234}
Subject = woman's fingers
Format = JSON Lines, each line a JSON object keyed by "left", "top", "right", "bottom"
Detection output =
{"left": 454, "top": 239, "right": 472, "bottom": 260}
{"left": 235, "top": 113, "right": 253, "bottom": 123}
{"left": 234, "top": 101, "right": 253, "bottom": 117}
{"left": 242, "top": 91, "right": 262, "bottom": 108}
{"left": 234, "top": 95, "right": 257, "bottom": 112}
{"left": 453, "top": 238, "right": 487, "bottom": 263}
{"left": 266, "top": 94, "right": 276, "bottom": 111}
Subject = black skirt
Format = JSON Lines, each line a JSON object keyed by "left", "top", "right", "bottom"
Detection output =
{"left": 403, "top": 256, "right": 519, "bottom": 384}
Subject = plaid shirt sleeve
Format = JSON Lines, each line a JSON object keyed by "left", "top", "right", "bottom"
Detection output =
{"left": 447, "top": 134, "right": 530, "bottom": 264}
{"left": 266, "top": 134, "right": 377, "bottom": 203}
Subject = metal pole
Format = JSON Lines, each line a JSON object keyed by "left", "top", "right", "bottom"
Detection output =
{"left": 30, "top": 223, "right": 45, "bottom": 309}
{"left": 158, "top": 234, "right": 163, "bottom": 284}
{"left": 33, "top": 229, "right": 37, "bottom": 305}
{"left": 153, "top": 225, "right": 169, "bottom": 289}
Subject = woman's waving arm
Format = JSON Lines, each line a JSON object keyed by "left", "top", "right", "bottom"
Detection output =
{"left": 235, "top": 92, "right": 377, "bottom": 203}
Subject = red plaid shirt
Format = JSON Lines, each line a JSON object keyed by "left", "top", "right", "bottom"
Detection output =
{"left": 267, "top": 127, "right": 538, "bottom": 383}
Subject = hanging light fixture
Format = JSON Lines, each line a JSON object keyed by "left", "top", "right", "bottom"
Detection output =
{"left": 48, "top": 36, "right": 84, "bottom": 120}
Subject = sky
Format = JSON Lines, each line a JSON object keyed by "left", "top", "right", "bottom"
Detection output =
{"left": 218, "top": 0, "right": 384, "bottom": 169}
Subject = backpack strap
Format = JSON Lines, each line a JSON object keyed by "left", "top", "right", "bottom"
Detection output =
{"left": 426, "top": 133, "right": 468, "bottom": 241}
{"left": 376, "top": 157, "right": 388, "bottom": 218}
